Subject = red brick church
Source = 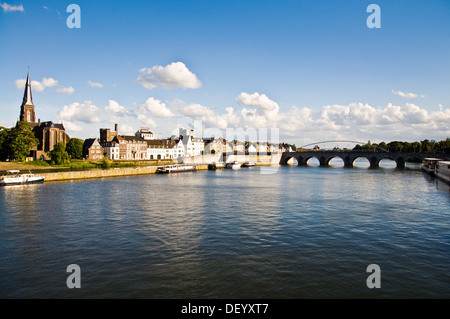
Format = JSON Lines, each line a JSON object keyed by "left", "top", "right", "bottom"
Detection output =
{"left": 18, "top": 71, "right": 68, "bottom": 160}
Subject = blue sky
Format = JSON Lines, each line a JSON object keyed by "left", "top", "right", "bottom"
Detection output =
{"left": 1, "top": 0, "right": 449, "bottom": 145}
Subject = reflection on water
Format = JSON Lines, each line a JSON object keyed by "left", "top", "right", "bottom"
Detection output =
{"left": 0, "top": 166, "right": 449, "bottom": 298}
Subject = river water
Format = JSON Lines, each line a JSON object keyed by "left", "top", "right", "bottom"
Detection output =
{"left": 1, "top": 160, "right": 449, "bottom": 298}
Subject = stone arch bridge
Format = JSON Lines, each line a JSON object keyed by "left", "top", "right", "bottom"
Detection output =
{"left": 280, "top": 151, "right": 450, "bottom": 168}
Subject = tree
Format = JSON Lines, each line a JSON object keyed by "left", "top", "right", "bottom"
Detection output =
{"left": 4, "top": 121, "right": 39, "bottom": 161}
{"left": 0, "top": 126, "right": 9, "bottom": 160}
{"left": 48, "top": 142, "right": 70, "bottom": 165}
{"left": 66, "top": 138, "right": 84, "bottom": 159}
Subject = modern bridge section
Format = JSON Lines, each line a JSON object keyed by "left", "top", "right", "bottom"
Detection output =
{"left": 280, "top": 151, "right": 450, "bottom": 168}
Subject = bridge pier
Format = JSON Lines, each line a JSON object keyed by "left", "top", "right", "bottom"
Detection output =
{"left": 396, "top": 157, "right": 405, "bottom": 169}
{"left": 369, "top": 157, "right": 379, "bottom": 168}
{"left": 343, "top": 156, "right": 353, "bottom": 167}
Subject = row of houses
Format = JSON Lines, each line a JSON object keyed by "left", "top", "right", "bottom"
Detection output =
{"left": 83, "top": 125, "right": 295, "bottom": 161}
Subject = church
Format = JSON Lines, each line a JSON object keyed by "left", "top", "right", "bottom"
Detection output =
{"left": 18, "top": 71, "right": 68, "bottom": 160}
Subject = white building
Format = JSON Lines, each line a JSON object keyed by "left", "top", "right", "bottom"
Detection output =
{"left": 135, "top": 127, "right": 155, "bottom": 140}
{"left": 102, "top": 140, "right": 120, "bottom": 160}
{"left": 179, "top": 128, "right": 205, "bottom": 157}
{"left": 147, "top": 139, "right": 185, "bottom": 160}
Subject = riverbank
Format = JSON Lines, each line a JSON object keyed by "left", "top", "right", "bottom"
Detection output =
{"left": 30, "top": 164, "right": 211, "bottom": 182}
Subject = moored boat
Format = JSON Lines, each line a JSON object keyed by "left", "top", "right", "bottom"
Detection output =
{"left": 422, "top": 158, "right": 442, "bottom": 175}
{"left": 0, "top": 170, "right": 45, "bottom": 186}
{"left": 156, "top": 164, "right": 196, "bottom": 174}
{"left": 208, "top": 162, "right": 226, "bottom": 170}
{"left": 226, "top": 162, "right": 241, "bottom": 169}
{"left": 241, "top": 161, "right": 256, "bottom": 167}
{"left": 435, "top": 161, "right": 450, "bottom": 183}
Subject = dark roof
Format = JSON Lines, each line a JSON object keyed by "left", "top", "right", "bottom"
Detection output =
{"left": 83, "top": 138, "right": 99, "bottom": 149}
{"left": 114, "top": 135, "right": 145, "bottom": 142}
{"left": 146, "top": 139, "right": 177, "bottom": 148}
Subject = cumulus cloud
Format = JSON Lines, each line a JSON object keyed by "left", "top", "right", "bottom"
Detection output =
{"left": 15, "top": 77, "right": 58, "bottom": 92}
{"left": 88, "top": 80, "right": 103, "bottom": 88}
{"left": 392, "top": 90, "right": 425, "bottom": 99}
{"left": 236, "top": 92, "right": 279, "bottom": 112}
{"left": 137, "top": 62, "right": 201, "bottom": 90}
{"left": 139, "top": 97, "right": 176, "bottom": 118}
{"left": 62, "top": 121, "right": 83, "bottom": 132}
{"left": 174, "top": 100, "right": 229, "bottom": 129}
{"left": 57, "top": 100, "right": 101, "bottom": 124}
{"left": 0, "top": 2, "right": 24, "bottom": 12}
{"left": 56, "top": 86, "right": 75, "bottom": 95}
{"left": 170, "top": 92, "right": 450, "bottom": 144}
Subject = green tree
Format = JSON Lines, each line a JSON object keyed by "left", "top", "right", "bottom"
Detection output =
{"left": 66, "top": 138, "right": 84, "bottom": 159}
{"left": 4, "top": 121, "right": 39, "bottom": 161}
{"left": 48, "top": 142, "right": 70, "bottom": 165}
{"left": 0, "top": 126, "right": 10, "bottom": 160}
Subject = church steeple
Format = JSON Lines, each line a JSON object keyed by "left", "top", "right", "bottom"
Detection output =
{"left": 20, "top": 69, "right": 36, "bottom": 122}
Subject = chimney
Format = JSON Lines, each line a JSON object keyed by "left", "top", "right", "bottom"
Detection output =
{"left": 115, "top": 124, "right": 118, "bottom": 133}
{"left": 38, "top": 118, "right": 40, "bottom": 125}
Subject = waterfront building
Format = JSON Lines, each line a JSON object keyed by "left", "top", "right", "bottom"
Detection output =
{"left": 83, "top": 138, "right": 104, "bottom": 160}
{"left": 146, "top": 139, "right": 184, "bottom": 160}
{"left": 18, "top": 71, "right": 67, "bottom": 160}
{"left": 113, "top": 135, "right": 148, "bottom": 160}
{"left": 135, "top": 127, "right": 155, "bottom": 140}
{"left": 179, "top": 128, "right": 205, "bottom": 157}
{"left": 99, "top": 124, "right": 118, "bottom": 143}
{"left": 203, "top": 137, "right": 224, "bottom": 155}
{"left": 101, "top": 140, "right": 120, "bottom": 160}
{"left": 245, "top": 142, "right": 258, "bottom": 154}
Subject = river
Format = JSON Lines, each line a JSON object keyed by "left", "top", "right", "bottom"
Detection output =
{"left": 0, "top": 161, "right": 449, "bottom": 298}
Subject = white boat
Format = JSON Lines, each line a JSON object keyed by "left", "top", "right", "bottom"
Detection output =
{"left": 435, "top": 161, "right": 450, "bottom": 183}
{"left": 208, "top": 162, "right": 226, "bottom": 170}
{"left": 226, "top": 162, "right": 241, "bottom": 169}
{"left": 156, "top": 164, "right": 196, "bottom": 174}
{"left": 422, "top": 158, "right": 442, "bottom": 175}
{"left": 0, "top": 170, "right": 45, "bottom": 186}
{"left": 241, "top": 161, "right": 256, "bottom": 167}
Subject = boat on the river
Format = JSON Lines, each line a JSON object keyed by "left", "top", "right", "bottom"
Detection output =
{"left": 156, "top": 164, "right": 196, "bottom": 174}
{"left": 241, "top": 161, "right": 256, "bottom": 167}
{"left": 208, "top": 162, "right": 226, "bottom": 170}
{"left": 226, "top": 162, "right": 241, "bottom": 169}
{"left": 422, "top": 158, "right": 442, "bottom": 175}
{"left": 435, "top": 161, "right": 450, "bottom": 183}
{"left": 0, "top": 170, "right": 45, "bottom": 186}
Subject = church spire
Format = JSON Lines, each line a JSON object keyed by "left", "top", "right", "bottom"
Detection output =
{"left": 20, "top": 68, "right": 36, "bottom": 122}
{"left": 22, "top": 69, "right": 33, "bottom": 106}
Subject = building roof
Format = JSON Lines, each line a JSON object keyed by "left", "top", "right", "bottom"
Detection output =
{"left": 146, "top": 139, "right": 178, "bottom": 148}
{"left": 83, "top": 138, "right": 101, "bottom": 149}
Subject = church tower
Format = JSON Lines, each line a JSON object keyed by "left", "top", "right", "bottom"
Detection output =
{"left": 19, "top": 70, "right": 36, "bottom": 123}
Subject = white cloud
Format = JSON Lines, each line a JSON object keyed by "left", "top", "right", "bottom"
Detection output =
{"left": 0, "top": 2, "right": 24, "bottom": 12}
{"left": 62, "top": 121, "right": 83, "bottom": 132}
{"left": 118, "top": 124, "right": 135, "bottom": 135}
{"left": 57, "top": 100, "right": 101, "bottom": 124}
{"left": 139, "top": 97, "right": 176, "bottom": 118}
{"left": 137, "top": 62, "right": 201, "bottom": 90}
{"left": 88, "top": 80, "right": 103, "bottom": 88}
{"left": 168, "top": 93, "right": 450, "bottom": 144}
{"left": 137, "top": 114, "right": 157, "bottom": 129}
{"left": 56, "top": 86, "right": 75, "bottom": 95}
{"left": 15, "top": 77, "right": 58, "bottom": 92}
{"left": 105, "top": 100, "right": 131, "bottom": 116}
{"left": 392, "top": 90, "right": 425, "bottom": 99}
{"left": 236, "top": 92, "right": 279, "bottom": 112}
